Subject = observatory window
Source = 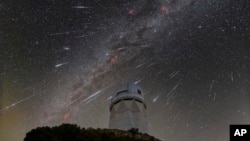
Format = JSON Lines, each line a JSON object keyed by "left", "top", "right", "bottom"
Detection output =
{"left": 135, "top": 99, "right": 143, "bottom": 104}
{"left": 138, "top": 90, "right": 141, "bottom": 95}
{"left": 123, "top": 98, "right": 133, "bottom": 101}
{"left": 117, "top": 90, "right": 128, "bottom": 95}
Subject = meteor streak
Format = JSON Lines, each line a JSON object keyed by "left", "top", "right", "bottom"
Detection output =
{"left": 0, "top": 94, "right": 37, "bottom": 113}
{"left": 55, "top": 62, "right": 68, "bottom": 68}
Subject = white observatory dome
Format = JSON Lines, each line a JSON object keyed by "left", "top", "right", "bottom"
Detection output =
{"left": 109, "top": 82, "right": 148, "bottom": 133}
{"left": 110, "top": 82, "right": 146, "bottom": 111}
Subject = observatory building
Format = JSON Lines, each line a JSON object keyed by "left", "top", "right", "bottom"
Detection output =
{"left": 109, "top": 82, "right": 148, "bottom": 133}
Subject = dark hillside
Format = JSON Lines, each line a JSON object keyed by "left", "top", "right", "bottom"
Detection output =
{"left": 24, "top": 124, "right": 161, "bottom": 141}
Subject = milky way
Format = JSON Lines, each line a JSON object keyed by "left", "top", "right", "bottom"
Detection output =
{"left": 1, "top": 0, "right": 250, "bottom": 141}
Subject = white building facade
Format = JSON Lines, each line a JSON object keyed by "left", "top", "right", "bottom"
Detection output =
{"left": 109, "top": 82, "right": 148, "bottom": 133}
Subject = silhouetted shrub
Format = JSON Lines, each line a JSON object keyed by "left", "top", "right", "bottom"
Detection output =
{"left": 128, "top": 128, "right": 139, "bottom": 134}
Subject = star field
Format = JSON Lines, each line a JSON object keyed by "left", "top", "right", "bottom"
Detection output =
{"left": 1, "top": 0, "right": 250, "bottom": 141}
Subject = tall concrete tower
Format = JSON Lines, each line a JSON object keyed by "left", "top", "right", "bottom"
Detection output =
{"left": 109, "top": 82, "right": 148, "bottom": 133}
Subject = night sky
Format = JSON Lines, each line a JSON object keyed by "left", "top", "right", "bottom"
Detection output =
{"left": 1, "top": 0, "right": 250, "bottom": 141}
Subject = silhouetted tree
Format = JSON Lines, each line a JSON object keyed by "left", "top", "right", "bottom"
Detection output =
{"left": 24, "top": 126, "right": 52, "bottom": 141}
{"left": 52, "top": 124, "right": 82, "bottom": 141}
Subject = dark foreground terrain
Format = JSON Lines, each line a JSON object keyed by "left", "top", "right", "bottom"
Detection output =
{"left": 24, "top": 124, "right": 161, "bottom": 141}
